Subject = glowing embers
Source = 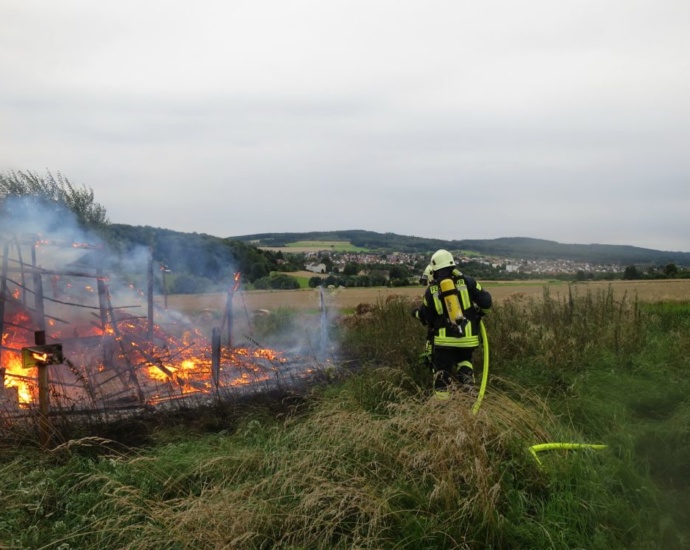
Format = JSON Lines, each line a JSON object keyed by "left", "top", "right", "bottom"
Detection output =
{"left": 3, "top": 309, "right": 293, "bottom": 411}
{"left": 140, "top": 342, "right": 289, "bottom": 406}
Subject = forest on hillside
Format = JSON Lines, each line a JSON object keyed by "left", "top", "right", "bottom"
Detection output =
{"left": 231, "top": 230, "right": 690, "bottom": 266}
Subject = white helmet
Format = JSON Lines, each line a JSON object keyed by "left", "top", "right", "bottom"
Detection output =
{"left": 430, "top": 249, "right": 455, "bottom": 272}
{"left": 419, "top": 264, "right": 434, "bottom": 285}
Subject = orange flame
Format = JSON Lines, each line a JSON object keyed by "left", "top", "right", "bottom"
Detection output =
{"left": 2, "top": 309, "right": 37, "bottom": 405}
{"left": 231, "top": 272, "right": 241, "bottom": 292}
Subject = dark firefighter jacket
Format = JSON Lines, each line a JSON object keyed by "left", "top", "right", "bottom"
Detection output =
{"left": 415, "top": 272, "right": 492, "bottom": 349}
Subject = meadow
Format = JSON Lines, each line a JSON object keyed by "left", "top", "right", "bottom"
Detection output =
{"left": 1, "top": 280, "right": 689, "bottom": 548}
{"left": 259, "top": 240, "right": 369, "bottom": 253}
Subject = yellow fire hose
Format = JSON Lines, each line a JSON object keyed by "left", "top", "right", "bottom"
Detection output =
{"left": 529, "top": 443, "right": 608, "bottom": 466}
{"left": 471, "top": 318, "right": 489, "bottom": 415}
{"left": 467, "top": 321, "right": 607, "bottom": 465}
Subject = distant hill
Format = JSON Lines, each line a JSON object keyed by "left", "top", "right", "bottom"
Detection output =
{"left": 230, "top": 230, "right": 690, "bottom": 266}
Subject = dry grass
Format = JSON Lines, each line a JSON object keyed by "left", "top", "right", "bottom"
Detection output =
{"left": 116, "top": 383, "right": 553, "bottom": 549}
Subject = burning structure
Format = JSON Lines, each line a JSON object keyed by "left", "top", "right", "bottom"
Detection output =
{"left": 0, "top": 229, "right": 329, "bottom": 432}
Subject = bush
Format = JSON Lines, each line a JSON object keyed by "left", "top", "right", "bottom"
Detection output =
{"left": 308, "top": 276, "right": 324, "bottom": 288}
{"left": 339, "top": 295, "right": 429, "bottom": 388}
{"left": 168, "top": 273, "right": 217, "bottom": 294}
{"left": 253, "top": 274, "right": 301, "bottom": 290}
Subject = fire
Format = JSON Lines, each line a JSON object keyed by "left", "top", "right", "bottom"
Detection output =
{"left": 1, "top": 307, "right": 36, "bottom": 405}
{"left": 3, "top": 353, "right": 35, "bottom": 404}
{"left": 234, "top": 347, "right": 284, "bottom": 362}
{"left": 34, "top": 238, "right": 102, "bottom": 250}
{"left": 134, "top": 338, "right": 289, "bottom": 405}
{"left": 2, "top": 303, "right": 291, "bottom": 408}
{"left": 231, "top": 272, "right": 241, "bottom": 292}
{"left": 0, "top": 242, "right": 308, "bottom": 414}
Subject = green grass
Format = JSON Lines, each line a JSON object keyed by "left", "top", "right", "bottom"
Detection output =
{"left": 292, "top": 274, "right": 312, "bottom": 288}
{"left": 286, "top": 240, "right": 369, "bottom": 252}
{"left": 1, "top": 292, "right": 688, "bottom": 549}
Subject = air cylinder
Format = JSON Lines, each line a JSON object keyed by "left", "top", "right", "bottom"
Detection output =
{"left": 439, "top": 278, "right": 463, "bottom": 324}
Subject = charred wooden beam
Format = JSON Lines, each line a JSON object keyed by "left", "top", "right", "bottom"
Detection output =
{"left": 225, "top": 290, "right": 234, "bottom": 349}
{"left": 0, "top": 241, "right": 9, "bottom": 381}
{"left": 104, "top": 283, "right": 145, "bottom": 404}
{"left": 0, "top": 344, "right": 24, "bottom": 353}
{"left": 12, "top": 235, "right": 27, "bottom": 306}
{"left": 96, "top": 267, "right": 109, "bottom": 331}
{"left": 147, "top": 247, "right": 154, "bottom": 341}
{"left": 30, "top": 245, "right": 46, "bottom": 332}
{"left": 34, "top": 331, "right": 52, "bottom": 447}
{"left": 1, "top": 320, "right": 36, "bottom": 332}
{"left": 212, "top": 327, "right": 220, "bottom": 391}
{"left": 2, "top": 265, "right": 106, "bottom": 278}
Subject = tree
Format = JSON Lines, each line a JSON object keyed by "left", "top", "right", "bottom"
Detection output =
{"left": 0, "top": 170, "right": 108, "bottom": 228}
{"left": 250, "top": 262, "right": 269, "bottom": 281}
{"left": 354, "top": 275, "right": 371, "bottom": 287}
{"left": 664, "top": 263, "right": 678, "bottom": 278}
{"left": 369, "top": 271, "right": 388, "bottom": 287}
{"left": 323, "top": 274, "right": 338, "bottom": 287}
{"left": 388, "top": 265, "right": 410, "bottom": 280}
{"left": 169, "top": 273, "right": 213, "bottom": 294}
{"left": 253, "top": 273, "right": 300, "bottom": 290}
{"left": 623, "top": 265, "right": 641, "bottom": 280}
{"left": 343, "top": 262, "right": 360, "bottom": 276}
{"left": 308, "top": 276, "right": 323, "bottom": 288}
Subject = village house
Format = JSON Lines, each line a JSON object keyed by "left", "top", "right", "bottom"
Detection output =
{"left": 305, "top": 262, "right": 327, "bottom": 274}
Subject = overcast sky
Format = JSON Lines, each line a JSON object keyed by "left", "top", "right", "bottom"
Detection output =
{"left": 2, "top": 1, "right": 689, "bottom": 252}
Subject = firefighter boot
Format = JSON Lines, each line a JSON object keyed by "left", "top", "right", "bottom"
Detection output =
{"left": 457, "top": 363, "right": 477, "bottom": 396}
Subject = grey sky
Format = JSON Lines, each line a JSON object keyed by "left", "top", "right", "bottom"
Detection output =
{"left": 2, "top": 0, "right": 689, "bottom": 251}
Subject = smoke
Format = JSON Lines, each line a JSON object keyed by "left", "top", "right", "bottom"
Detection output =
{"left": 239, "top": 284, "right": 342, "bottom": 362}
{"left": 1, "top": 196, "right": 323, "bottom": 348}
{"left": 1, "top": 196, "right": 101, "bottom": 260}
{"left": 0, "top": 197, "right": 177, "bottom": 333}
{"left": 0, "top": 197, "right": 338, "bottom": 353}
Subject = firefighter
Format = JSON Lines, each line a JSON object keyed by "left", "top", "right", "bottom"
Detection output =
{"left": 417, "top": 264, "right": 435, "bottom": 367}
{"left": 412, "top": 249, "right": 492, "bottom": 396}
{"left": 418, "top": 264, "right": 434, "bottom": 286}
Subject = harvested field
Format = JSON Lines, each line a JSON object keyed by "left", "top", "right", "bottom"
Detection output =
{"left": 162, "top": 279, "right": 690, "bottom": 317}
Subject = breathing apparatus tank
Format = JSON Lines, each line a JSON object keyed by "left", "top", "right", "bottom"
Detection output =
{"left": 439, "top": 278, "right": 464, "bottom": 328}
